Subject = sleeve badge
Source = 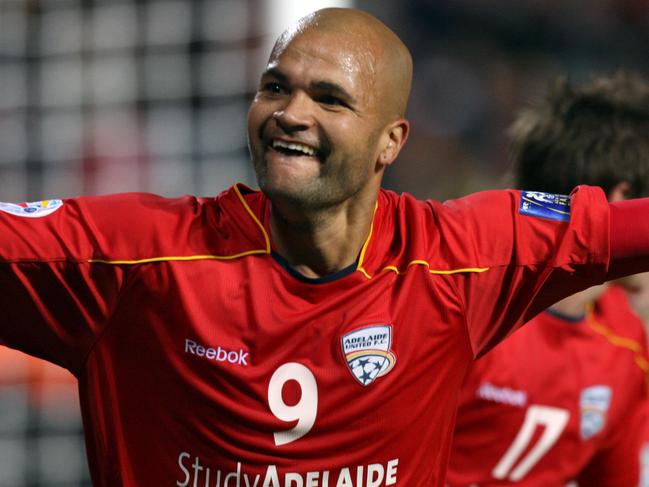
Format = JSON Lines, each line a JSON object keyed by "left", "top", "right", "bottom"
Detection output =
{"left": 0, "top": 200, "right": 64, "bottom": 218}
{"left": 519, "top": 191, "right": 571, "bottom": 222}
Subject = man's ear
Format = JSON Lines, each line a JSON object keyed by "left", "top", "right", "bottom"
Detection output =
{"left": 608, "top": 181, "right": 631, "bottom": 202}
{"left": 377, "top": 118, "right": 410, "bottom": 168}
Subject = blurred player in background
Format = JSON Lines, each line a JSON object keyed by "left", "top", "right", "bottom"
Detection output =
{"left": 448, "top": 72, "right": 649, "bottom": 486}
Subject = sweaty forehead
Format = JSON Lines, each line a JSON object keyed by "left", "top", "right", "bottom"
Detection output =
{"left": 268, "top": 9, "right": 412, "bottom": 119}
{"left": 270, "top": 30, "right": 378, "bottom": 97}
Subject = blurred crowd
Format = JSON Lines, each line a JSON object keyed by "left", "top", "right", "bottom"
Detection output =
{"left": 1, "top": 0, "right": 649, "bottom": 485}
{"left": 373, "top": 0, "right": 649, "bottom": 199}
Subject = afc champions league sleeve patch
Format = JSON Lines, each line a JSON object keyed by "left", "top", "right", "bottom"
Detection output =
{"left": 519, "top": 191, "right": 571, "bottom": 222}
{"left": 0, "top": 199, "right": 64, "bottom": 218}
{"left": 341, "top": 325, "right": 396, "bottom": 387}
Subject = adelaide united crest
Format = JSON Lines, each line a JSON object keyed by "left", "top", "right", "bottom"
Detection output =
{"left": 341, "top": 325, "right": 396, "bottom": 386}
{"left": 580, "top": 385, "right": 612, "bottom": 439}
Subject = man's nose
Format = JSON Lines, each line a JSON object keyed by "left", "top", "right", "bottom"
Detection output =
{"left": 272, "top": 92, "right": 314, "bottom": 132}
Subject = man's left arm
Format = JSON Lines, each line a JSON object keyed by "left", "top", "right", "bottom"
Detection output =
{"left": 607, "top": 198, "right": 649, "bottom": 279}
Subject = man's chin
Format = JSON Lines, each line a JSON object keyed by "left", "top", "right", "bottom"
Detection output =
{"left": 260, "top": 182, "right": 309, "bottom": 204}
{"left": 259, "top": 180, "right": 333, "bottom": 211}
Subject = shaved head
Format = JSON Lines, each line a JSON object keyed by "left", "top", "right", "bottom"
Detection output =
{"left": 248, "top": 8, "right": 412, "bottom": 213}
{"left": 270, "top": 8, "right": 413, "bottom": 121}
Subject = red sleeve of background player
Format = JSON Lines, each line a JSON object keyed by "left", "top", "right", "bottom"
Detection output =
{"left": 439, "top": 185, "right": 611, "bottom": 357}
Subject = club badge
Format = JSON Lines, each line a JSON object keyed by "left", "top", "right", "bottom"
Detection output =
{"left": 580, "top": 385, "right": 612, "bottom": 439}
{"left": 341, "top": 325, "right": 396, "bottom": 386}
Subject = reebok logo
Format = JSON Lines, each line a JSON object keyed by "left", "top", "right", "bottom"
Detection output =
{"left": 477, "top": 382, "right": 527, "bottom": 407}
{"left": 185, "top": 339, "right": 249, "bottom": 366}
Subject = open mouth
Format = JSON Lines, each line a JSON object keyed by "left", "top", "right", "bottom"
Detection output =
{"left": 270, "top": 139, "right": 320, "bottom": 159}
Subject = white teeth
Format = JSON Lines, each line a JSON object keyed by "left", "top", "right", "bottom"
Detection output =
{"left": 272, "top": 140, "right": 317, "bottom": 156}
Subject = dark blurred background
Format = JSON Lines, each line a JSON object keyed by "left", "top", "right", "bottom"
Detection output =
{"left": 1, "top": 0, "right": 648, "bottom": 485}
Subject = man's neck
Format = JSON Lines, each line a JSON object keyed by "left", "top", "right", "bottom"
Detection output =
{"left": 269, "top": 194, "right": 377, "bottom": 279}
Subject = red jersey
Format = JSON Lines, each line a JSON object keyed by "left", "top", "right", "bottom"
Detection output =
{"left": 639, "top": 378, "right": 649, "bottom": 486}
{"left": 642, "top": 424, "right": 649, "bottom": 487}
{"left": 448, "top": 285, "right": 649, "bottom": 486}
{"left": 0, "top": 185, "right": 610, "bottom": 486}
{"left": 641, "top": 420, "right": 649, "bottom": 487}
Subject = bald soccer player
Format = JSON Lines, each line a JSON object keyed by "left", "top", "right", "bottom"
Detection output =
{"left": 3, "top": 8, "right": 649, "bottom": 486}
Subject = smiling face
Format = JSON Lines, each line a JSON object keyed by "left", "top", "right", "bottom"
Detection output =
{"left": 248, "top": 31, "right": 382, "bottom": 210}
{"left": 247, "top": 10, "right": 411, "bottom": 212}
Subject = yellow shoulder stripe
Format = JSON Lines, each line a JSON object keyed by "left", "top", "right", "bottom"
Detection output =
{"left": 357, "top": 260, "right": 489, "bottom": 280}
{"left": 587, "top": 318, "right": 649, "bottom": 375}
{"left": 355, "top": 200, "right": 489, "bottom": 279}
{"left": 88, "top": 250, "right": 267, "bottom": 265}
{"left": 88, "top": 184, "right": 272, "bottom": 265}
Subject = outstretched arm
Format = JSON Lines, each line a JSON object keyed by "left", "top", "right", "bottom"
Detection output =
{"left": 608, "top": 198, "right": 649, "bottom": 279}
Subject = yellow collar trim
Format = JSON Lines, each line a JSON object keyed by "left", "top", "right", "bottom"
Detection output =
{"left": 233, "top": 183, "right": 271, "bottom": 254}
{"left": 355, "top": 201, "right": 378, "bottom": 276}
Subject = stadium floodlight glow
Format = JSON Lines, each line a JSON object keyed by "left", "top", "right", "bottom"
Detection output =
{"left": 251, "top": 0, "right": 354, "bottom": 92}
{"left": 265, "top": 0, "right": 353, "bottom": 40}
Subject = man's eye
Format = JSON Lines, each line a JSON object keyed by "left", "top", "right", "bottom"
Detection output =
{"left": 263, "top": 83, "right": 285, "bottom": 95}
{"left": 318, "top": 95, "right": 344, "bottom": 106}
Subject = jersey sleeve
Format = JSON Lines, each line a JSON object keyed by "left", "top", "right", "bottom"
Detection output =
{"left": 0, "top": 194, "right": 174, "bottom": 375}
{"left": 439, "top": 185, "right": 610, "bottom": 357}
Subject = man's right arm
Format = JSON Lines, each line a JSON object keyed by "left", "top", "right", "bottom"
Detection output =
{"left": 0, "top": 197, "right": 131, "bottom": 375}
